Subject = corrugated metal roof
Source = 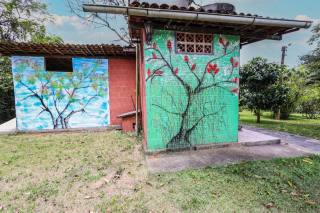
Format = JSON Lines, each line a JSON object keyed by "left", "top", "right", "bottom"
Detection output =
{"left": 130, "top": 1, "right": 273, "bottom": 19}
{"left": 123, "top": 1, "right": 311, "bottom": 45}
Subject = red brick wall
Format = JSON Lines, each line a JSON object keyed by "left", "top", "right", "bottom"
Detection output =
{"left": 109, "top": 57, "right": 136, "bottom": 125}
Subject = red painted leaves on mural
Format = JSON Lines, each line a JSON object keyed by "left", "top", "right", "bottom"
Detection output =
{"left": 231, "top": 88, "right": 238, "bottom": 94}
{"left": 152, "top": 53, "right": 157, "bottom": 59}
{"left": 152, "top": 42, "right": 158, "bottom": 49}
{"left": 207, "top": 63, "right": 219, "bottom": 74}
{"left": 219, "top": 36, "right": 230, "bottom": 54}
{"left": 148, "top": 68, "right": 163, "bottom": 77}
{"left": 183, "top": 55, "right": 196, "bottom": 72}
{"left": 232, "top": 77, "right": 239, "bottom": 84}
{"left": 214, "top": 68, "right": 220, "bottom": 74}
{"left": 174, "top": 68, "right": 179, "bottom": 75}
{"left": 219, "top": 37, "right": 225, "bottom": 46}
{"left": 230, "top": 57, "right": 234, "bottom": 64}
{"left": 167, "top": 40, "right": 172, "bottom": 52}
{"left": 230, "top": 57, "right": 239, "bottom": 68}
{"left": 154, "top": 70, "right": 164, "bottom": 76}
{"left": 191, "top": 64, "right": 196, "bottom": 71}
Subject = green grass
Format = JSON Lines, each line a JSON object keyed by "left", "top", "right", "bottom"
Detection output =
{"left": 0, "top": 131, "right": 320, "bottom": 212}
{"left": 240, "top": 110, "right": 320, "bottom": 140}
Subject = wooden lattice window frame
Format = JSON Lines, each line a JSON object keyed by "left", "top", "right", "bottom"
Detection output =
{"left": 175, "top": 32, "right": 214, "bottom": 55}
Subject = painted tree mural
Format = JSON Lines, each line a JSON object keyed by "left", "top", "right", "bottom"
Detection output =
{"left": 12, "top": 57, "right": 110, "bottom": 130}
{"left": 145, "top": 30, "right": 240, "bottom": 150}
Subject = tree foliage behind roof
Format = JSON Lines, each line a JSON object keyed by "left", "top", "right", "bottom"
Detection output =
{"left": 67, "top": 0, "right": 202, "bottom": 45}
{"left": 67, "top": 0, "right": 131, "bottom": 44}
{"left": 300, "top": 23, "right": 320, "bottom": 85}
{"left": 0, "top": 0, "right": 46, "bottom": 41}
{"left": 240, "top": 57, "right": 283, "bottom": 123}
{"left": 0, "top": 0, "right": 63, "bottom": 124}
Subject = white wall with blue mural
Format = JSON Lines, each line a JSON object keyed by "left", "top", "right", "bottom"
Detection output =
{"left": 12, "top": 56, "right": 110, "bottom": 131}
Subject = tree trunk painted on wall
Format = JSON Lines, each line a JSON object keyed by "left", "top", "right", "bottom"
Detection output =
{"left": 144, "top": 30, "right": 240, "bottom": 151}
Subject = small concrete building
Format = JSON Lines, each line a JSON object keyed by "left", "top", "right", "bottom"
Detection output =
{"left": 0, "top": 1, "right": 312, "bottom": 153}
{"left": 83, "top": 1, "right": 311, "bottom": 152}
{"left": 0, "top": 43, "right": 137, "bottom": 131}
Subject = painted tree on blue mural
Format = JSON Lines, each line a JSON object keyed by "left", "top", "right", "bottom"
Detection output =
{"left": 146, "top": 36, "right": 239, "bottom": 149}
{"left": 13, "top": 58, "right": 108, "bottom": 129}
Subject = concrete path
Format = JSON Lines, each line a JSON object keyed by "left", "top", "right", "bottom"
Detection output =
{"left": 243, "top": 125, "right": 320, "bottom": 153}
{"left": 146, "top": 127, "right": 320, "bottom": 173}
{"left": 238, "top": 128, "right": 280, "bottom": 145}
{"left": 0, "top": 118, "right": 16, "bottom": 133}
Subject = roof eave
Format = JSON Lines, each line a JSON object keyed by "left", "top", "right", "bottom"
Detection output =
{"left": 83, "top": 4, "right": 312, "bottom": 29}
{"left": 0, "top": 42, "right": 136, "bottom": 57}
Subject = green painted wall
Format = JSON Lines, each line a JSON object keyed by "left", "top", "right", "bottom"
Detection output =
{"left": 144, "top": 30, "right": 240, "bottom": 151}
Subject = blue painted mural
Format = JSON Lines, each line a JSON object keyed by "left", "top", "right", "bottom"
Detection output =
{"left": 12, "top": 56, "right": 110, "bottom": 131}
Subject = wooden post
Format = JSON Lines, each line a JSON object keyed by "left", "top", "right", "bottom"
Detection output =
{"left": 135, "top": 44, "right": 140, "bottom": 135}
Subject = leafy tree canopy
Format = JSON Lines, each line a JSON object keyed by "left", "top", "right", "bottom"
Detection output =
{"left": 0, "top": 0, "right": 63, "bottom": 124}
{"left": 240, "top": 57, "right": 282, "bottom": 123}
{"left": 300, "top": 23, "right": 320, "bottom": 85}
{"left": 298, "top": 86, "right": 320, "bottom": 119}
{"left": 1, "top": 0, "right": 45, "bottom": 41}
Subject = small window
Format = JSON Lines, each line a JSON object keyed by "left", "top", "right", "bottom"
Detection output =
{"left": 45, "top": 57, "right": 73, "bottom": 72}
{"left": 176, "top": 32, "right": 213, "bottom": 54}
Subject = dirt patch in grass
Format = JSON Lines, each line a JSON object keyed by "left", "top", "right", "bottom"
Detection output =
{"left": 1, "top": 131, "right": 320, "bottom": 212}
{"left": 0, "top": 131, "right": 148, "bottom": 212}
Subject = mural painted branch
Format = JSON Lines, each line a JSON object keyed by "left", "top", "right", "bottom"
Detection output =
{"left": 12, "top": 57, "right": 110, "bottom": 130}
{"left": 145, "top": 33, "right": 239, "bottom": 149}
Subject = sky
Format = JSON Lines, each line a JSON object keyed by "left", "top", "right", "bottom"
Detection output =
{"left": 44, "top": 0, "right": 320, "bottom": 67}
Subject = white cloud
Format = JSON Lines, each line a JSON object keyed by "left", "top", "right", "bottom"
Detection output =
{"left": 295, "top": 14, "right": 320, "bottom": 25}
{"left": 45, "top": 13, "right": 127, "bottom": 45}
{"left": 48, "top": 14, "right": 89, "bottom": 31}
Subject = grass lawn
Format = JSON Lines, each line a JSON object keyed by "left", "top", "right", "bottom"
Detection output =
{"left": 0, "top": 131, "right": 320, "bottom": 212}
{"left": 240, "top": 110, "right": 320, "bottom": 140}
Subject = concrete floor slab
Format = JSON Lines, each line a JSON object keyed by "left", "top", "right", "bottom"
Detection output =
{"left": 146, "top": 143, "right": 312, "bottom": 173}
{"left": 146, "top": 128, "right": 318, "bottom": 173}
{"left": 0, "top": 118, "right": 16, "bottom": 133}
{"left": 244, "top": 125, "right": 320, "bottom": 153}
{"left": 238, "top": 128, "right": 280, "bottom": 146}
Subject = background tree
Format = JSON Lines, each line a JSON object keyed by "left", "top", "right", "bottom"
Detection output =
{"left": 0, "top": 57, "right": 15, "bottom": 123}
{"left": 297, "top": 86, "right": 320, "bottom": 119}
{"left": 301, "top": 23, "right": 320, "bottom": 86}
{"left": 0, "top": 0, "right": 49, "bottom": 41}
{"left": 67, "top": 0, "right": 131, "bottom": 44}
{"left": 0, "top": 0, "right": 62, "bottom": 124}
{"left": 296, "top": 22, "right": 320, "bottom": 119}
{"left": 240, "top": 57, "right": 280, "bottom": 123}
{"left": 271, "top": 65, "right": 306, "bottom": 120}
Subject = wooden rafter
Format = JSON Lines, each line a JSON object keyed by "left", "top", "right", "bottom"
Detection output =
{"left": 0, "top": 42, "right": 135, "bottom": 57}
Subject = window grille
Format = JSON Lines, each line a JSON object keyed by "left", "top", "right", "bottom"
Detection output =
{"left": 176, "top": 32, "right": 213, "bottom": 54}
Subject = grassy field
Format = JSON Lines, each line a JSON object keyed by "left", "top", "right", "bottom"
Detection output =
{"left": 240, "top": 110, "right": 320, "bottom": 140}
{"left": 0, "top": 131, "right": 320, "bottom": 212}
